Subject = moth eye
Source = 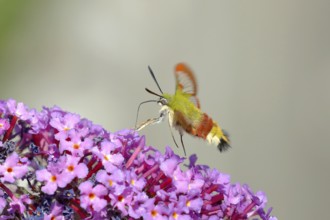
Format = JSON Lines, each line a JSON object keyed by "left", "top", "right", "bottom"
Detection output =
{"left": 158, "top": 98, "right": 167, "bottom": 106}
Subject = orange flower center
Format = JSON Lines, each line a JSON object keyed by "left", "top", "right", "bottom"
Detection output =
{"left": 104, "top": 155, "right": 109, "bottom": 161}
{"left": 151, "top": 210, "right": 158, "bottom": 217}
{"left": 67, "top": 165, "right": 74, "bottom": 172}
{"left": 89, "top": 193, "right": 95, "bottom": 200}
{"left": 51, "top": 175, "right": 57, "bottom": 182}
{"left": 73, "top": 143, "right": 80, "bottom": 149}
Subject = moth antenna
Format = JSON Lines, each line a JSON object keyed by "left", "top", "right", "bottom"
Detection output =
{"left": 148, "top": 65, "right": 164, "bottom": 94}
{"left": 145, "top": 88, "right": 163, "bottom": 98}
{"left": 135, "top": 100, "right": 158, "bottom": 129}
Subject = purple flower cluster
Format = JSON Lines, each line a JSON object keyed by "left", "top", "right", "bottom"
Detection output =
{"left": 0, "top": 99, "right": 276, "bottom": 220}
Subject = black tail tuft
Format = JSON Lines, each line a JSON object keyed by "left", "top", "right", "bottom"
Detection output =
{"left": 217, "top": 130, "right": 230, "bottom": 152}
{"left": 217, "top": 140, "right": 230, "bottom": 152}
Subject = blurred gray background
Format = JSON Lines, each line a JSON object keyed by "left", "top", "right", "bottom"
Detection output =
{"left": 1, "top": 1, "right": 329, "bottom": 219}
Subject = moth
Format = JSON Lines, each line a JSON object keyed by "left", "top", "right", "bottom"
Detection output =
{"left": 135, "top": 63, "right": 230, "bottom": 155}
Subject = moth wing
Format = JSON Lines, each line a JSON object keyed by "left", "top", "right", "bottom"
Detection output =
{"left": 175, "top": 63, "right": 198, "bottom": 96}
{"left": 189, "top": 96, "right": 201, "bottom": 109}
{"left": 175, "top": 63, "right": 200, "bottom": 108}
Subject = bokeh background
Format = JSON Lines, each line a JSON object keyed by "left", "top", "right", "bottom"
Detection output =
{"left": 1, "top": 1, "right": 329, "bottom": 219}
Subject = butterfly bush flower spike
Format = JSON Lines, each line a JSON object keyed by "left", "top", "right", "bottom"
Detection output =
{"left": 0, "top": 99, "right": 277, "bottom": 219}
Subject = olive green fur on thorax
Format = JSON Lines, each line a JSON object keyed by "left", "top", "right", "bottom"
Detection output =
{"left": 162, "top": 90, "right": 202, "bottom": 121}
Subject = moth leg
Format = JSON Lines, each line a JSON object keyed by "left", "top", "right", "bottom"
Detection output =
{"left": 179, "top": 131, "right": 187, "bottom": 156}
{"left": 168, "top": 120, "right": 179, "bottom": 149}
{"left": 135, "top": 112, "right": 165, "bottom": 131}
